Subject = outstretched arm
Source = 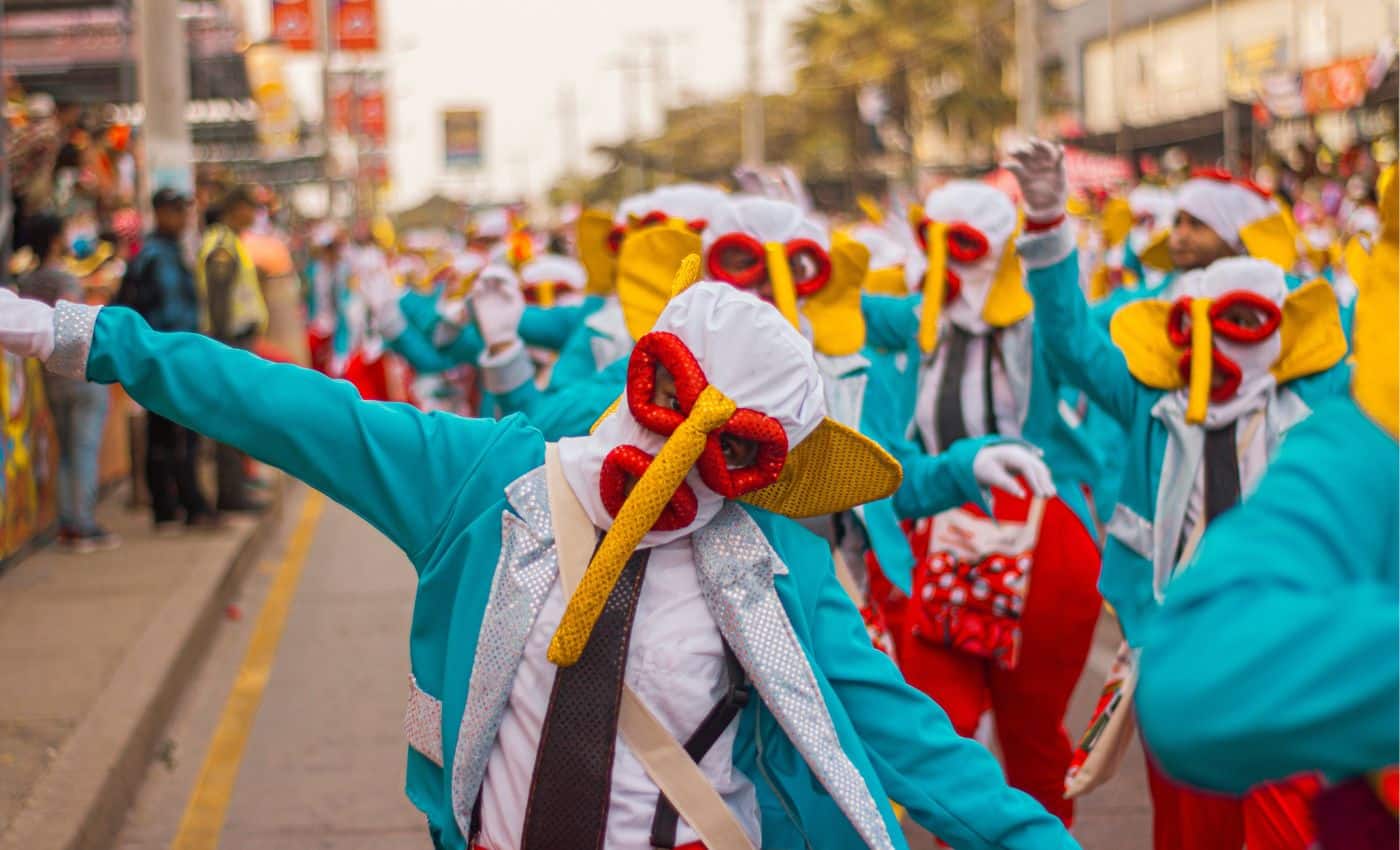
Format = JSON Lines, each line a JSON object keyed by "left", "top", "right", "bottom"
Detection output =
{"left": 860, "top": 292, "right": 921, "bottom": 352}
{"left": 1138, "top": 396, "right": 1399, "bottom": 792}
{"left": 61, "top": 302, "right": 538, "bottom": 561}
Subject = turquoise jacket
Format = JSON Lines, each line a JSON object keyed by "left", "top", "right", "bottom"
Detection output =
{"left": 859, "top": 293, "right": 1103, "bottom": 539}
{"left": 1019, "top": 232, "right": 1349, "bottom": 645}
{"left": 74, "top": 304, "right": 1079, "bottom": 850}
{"left": 1137, "top": 396, "right": 1398, "bottom": 792}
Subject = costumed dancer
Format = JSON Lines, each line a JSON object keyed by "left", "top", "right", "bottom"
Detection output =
{"left": 1137, "top": 166, "right": 1398, "bottom": 850}
{"left": 0, "top": 273, "right": 1083, "bottom": 850}
{"left": 1007, "top": 139, "right": 1352, "bottom": 850}
{"left": 859, "top": 180, "right": 1104, "bottom": 827}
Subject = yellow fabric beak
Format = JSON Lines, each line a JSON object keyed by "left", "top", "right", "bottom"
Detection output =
{"left": 918, "top": 222, "right": 948, "bottom": 355}
{"left": 1184, "top": 298, "right": 1213, "bottom": 425}
{"left": 536, "top": 280, "right": 556, "bottom": 308}
{"left": 548, "top": 384, "right": 737, "bottom": 666}
{"left": 765, "top": 242, "right": 801, "bottom": 329}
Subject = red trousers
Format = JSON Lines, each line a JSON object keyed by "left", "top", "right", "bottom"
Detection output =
{"left": 1145, "top": 746, "right": 1320, "bottom": 850}
{"left": 893, "top": 488, "right": 1102, "bottom": 826}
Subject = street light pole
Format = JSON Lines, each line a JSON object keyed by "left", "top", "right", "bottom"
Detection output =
{"left": 741, "top": 0, "right": 765, "bottom": 168}
{"left": 135, "top": 0, "right": 194, "bottom": 202}
{"left": 1015, "top": 0, "right": 1041, "bottom": 135}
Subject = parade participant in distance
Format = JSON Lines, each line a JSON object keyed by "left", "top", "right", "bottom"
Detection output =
{"left": 1008, "top": 138, "right": 1351, "bottom": 850}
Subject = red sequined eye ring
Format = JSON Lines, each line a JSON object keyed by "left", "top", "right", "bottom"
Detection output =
{"left": 1166, "top": 291, "right": 1281, "bottom": 402}
{"left": 704, "top": 232, "right": 833, "bottom": 297}
{"left": 625, "top": 331, "right": 789, "bottom": 499}
{"left": 915, "top": 219, "right": 991, "bottom": 303}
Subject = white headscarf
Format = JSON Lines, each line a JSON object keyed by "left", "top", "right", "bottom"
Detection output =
{"left": 647, "top": 184, "right": 728, "bottom": 224}
{"left": 920, "top": 181, "right": 1018, "bottom": 333}
{"left": 849, "top": 223, "right": 910, "bottom": 272}
{"left": 1176, "top": 178, "right": 1275, "bottom": 253}
{"left": 701, "top": 197, "right": 828, "bottom": 251}
{"left": 1128, "top": 185, "right": 1177, "bottom": 253}
{"left": 1175, "top": 257, "right": 1285, "bottom": 426}
{"left": 558, "top": 282, "right": 827, "bottom": 546}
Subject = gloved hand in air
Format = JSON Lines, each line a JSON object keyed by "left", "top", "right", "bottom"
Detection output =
{"left": 1004, "top": 138, "right": 1068, "bottom": 227}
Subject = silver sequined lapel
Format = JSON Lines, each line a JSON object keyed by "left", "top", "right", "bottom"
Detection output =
{"left": 449, "top": 467, "right": 558, "bottom": 839}
{"left": 692, "top": 504, "right": 896, "bottom": 850}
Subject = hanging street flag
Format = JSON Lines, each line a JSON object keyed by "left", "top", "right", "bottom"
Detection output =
{"left": 271, "top": 0, "right": 316, "bottom": 52}
{"left": 328, "top": 71, "right": 357, "bottom": 135}
{"left": 444, "top": 108, "right": 484, "bottom": 170}
{"left": 335, "top": 0, "right": 379, "bottom": 52}
{"left": 357, "top": 71, "right": 388, "bottom": 147}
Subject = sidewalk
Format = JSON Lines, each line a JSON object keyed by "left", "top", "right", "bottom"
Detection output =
{"left": 0, "top": 481, "right": 282, "bottom": 850}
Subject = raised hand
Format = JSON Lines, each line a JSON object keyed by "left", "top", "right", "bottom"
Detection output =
{"left": 1004, "top": 139, "right": 1068, "bottom": 226}
{"left": 468, "top": 266, "right": 526, "bottom": 350}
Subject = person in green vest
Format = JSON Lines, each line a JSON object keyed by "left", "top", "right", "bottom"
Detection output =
{"left": 197, "top": 185, "right": 269, "bottom": 512}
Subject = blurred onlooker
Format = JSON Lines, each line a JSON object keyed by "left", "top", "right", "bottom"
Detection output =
{"left": 119, "top": 189, "right": 218, "bottom": 533}
{"left": 197, "top": 185, "right": 268, "bottom": 512}
{"left": 17, "top": 213, "right": 119, "bottom": 553}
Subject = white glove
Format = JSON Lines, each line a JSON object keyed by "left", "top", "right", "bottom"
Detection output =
{"left": 469, "top": 273, "right": 525, "bottom": 348}
{"left": 972, "top": 442, "right": 1056, "bottom": 500}
{"left": 358, "top": 269, "right": 401, "bottom": 316}
{"left": 0, "top": 288, "right": 55, "bottom": 361}
{"left": 1004, "top": 138, "right": 1068, "bottom": 225}
{"left": 435, "top": 298, "right": 469, "bottom": 329}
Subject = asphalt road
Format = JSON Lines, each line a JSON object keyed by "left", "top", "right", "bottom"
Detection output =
{"left": 114, "top": 486, "right": 1151, "bottom": 850}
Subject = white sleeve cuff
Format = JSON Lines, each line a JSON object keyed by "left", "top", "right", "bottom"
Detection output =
{"left": 1015, "top": 221, "right": 1076, "bottom": 271}
{"left": 48, "top": 301, "right": 100, "bottom": 379}
{"left": 478, "top": 339, "right": 533, "bottom": 395}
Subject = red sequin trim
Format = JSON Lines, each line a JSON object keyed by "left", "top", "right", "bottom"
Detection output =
{"left": 1176, "top": 348, "right": 1244, "bottom": 402}
{"left": 696, "top": 408, "right": 789, "bottom": 498}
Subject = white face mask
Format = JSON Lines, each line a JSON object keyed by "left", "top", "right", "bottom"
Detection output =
{"left": 1172, "top": 259, "right": 1286, "bottom": 426}
{"left": 558, "top": 282, "right": 827, "bottom": 547}
{"left": 921, "top": 182, "right": 1018, "bottom": 334}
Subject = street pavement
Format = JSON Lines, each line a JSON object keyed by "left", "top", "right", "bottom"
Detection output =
{"left": 112, "top": 484, "right": 1150, "bottom": 850}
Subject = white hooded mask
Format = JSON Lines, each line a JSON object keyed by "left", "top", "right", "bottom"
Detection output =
{"left": 558, "top": 282, "right": 827, "bottom": 548}
{"left": 919, "top": 182, "right": 1018, "bottom": 333}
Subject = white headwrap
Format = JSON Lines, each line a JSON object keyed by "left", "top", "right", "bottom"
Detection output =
{"left": 646, "top": 184, "right": 728, "bottom": 224}
{"left": 1175, "top": 257, "right": 1285, "bottom": 426}
{"left": 1128, "top": 185, "right": 1177, "bottom": 253}
{"left": 558, "top": 282, "right": 826, "bottom": 546}
{"left": 849, "top": 223, "right": 910, "bottom": 272}
{"left": 1176, "top": 178, "right": 1275, "bottom": 253}
{"left": 473, "top": 208, "right": 511, "bottom": 240}
{"left": 701, "top": 196, "right": 828, "bottom": 251}
{"left": 520, "top": 254, "right": 587, "bottom": 289}
{"left": 920, "top": 181, "right": 1018, "bottom": 332}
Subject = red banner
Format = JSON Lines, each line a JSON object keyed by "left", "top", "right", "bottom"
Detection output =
{"left": 357, "top": 73, "right": 387, "bottom": 146}
{"left": 335, "top": 0, "right": 378, "bottom": 52}
{"left": 328, "top": 72, "right": 356, "bottom": 135}
{"left": 1302, "top": 55, "right": 1372, "bottom": 114}
{"left": 271, "top": 0, "right": 315, "bottom": 52}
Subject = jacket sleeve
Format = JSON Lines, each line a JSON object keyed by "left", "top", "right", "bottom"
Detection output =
{"left": 860, "top": 293, "right": 920, "bottom": 352}
{"left": 1019, "top": 224, "right": 1142, "bottom": 428}
{"left": 518, "top": 301, "right": 594, "bottom": 352}
{"left": 77, "top": 305, "right": 536, "bottom": 561}
{"left": 492, "top": 355, "right": 626, "bottom": 440}
{"left": 812, "top": 565, "right": 1080, "bottom": 850}
{"left": 1137, "top": 396, "right": 1399, "bottom": 792}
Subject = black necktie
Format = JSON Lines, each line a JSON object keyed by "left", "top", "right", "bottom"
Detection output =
{"left": 1203, "top": 421, "right": 1241, "bottom": 524}
{"left": 521, "top": 547, "right": 650, "bottom": 850}
{"left": 934, "top": 326, "right": 972, "bottom": 450}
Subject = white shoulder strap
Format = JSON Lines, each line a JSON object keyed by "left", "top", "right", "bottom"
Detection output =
{"left": 543, "top": 445, "right": 757, "bottom": 850}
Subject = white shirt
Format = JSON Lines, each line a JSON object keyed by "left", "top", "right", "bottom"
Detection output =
{"left": 915, "top": 328, "right": 1020, "bottom": 453}
{"left": 477, "top": 537, "right": 761, "bottom": 850}
{"left": 1180, "top": 405, "right": 1270, "bottom": 550}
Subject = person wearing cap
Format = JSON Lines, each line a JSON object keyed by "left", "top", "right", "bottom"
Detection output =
{"left": 121, "top": 188, "right": 217, "bottom": 533}
{"left": 1137, "top": 165, "right": 1399, "bottom": 850}
{"left": 1008, "top": 138, "right": 1352, "bottom": 850}
{"left": 857, "top": 180, "right": 1105, "bottom": 828}
{"left": 15, "top": 212, "right": 120, "bottom": 553}
{"left": 199, "top": 184, "right": 269, "bottom": 512}
{"left": 0, "top": 270, "right": 1081, "bottom": 849}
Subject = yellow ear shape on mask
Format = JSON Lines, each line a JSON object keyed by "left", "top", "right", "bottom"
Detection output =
{"left": 1350, "top": 243, "right": 1398, "bottom": 437}
{"left": 1109, "top": 299, "right": 1183, "bottom": 390}
{"left": 981, "top": 241, "right": 1033, "bottom": 328}
{"left": 577, "top": 208, "right": 618, "bottom": 296}
{"left": 1101, "top": 197, "right": 1134, "bottom": 248}
{"left": 1272, "top": 278, "right": 1348, "bottom": 385}
{"left": 803, "top": 233, "right": 868, "bottom": 357}
{"left": 616, "top": 224, "right": 703, "bottom": 342}
{"left": 864, "top": 266, "right": 908, "bottom": 296}
{"left": 1139, "top": 229, "right": 1174, "bottom": 272}
{"left": 1239, "top": 213, "right": 1300, "bottom": 271}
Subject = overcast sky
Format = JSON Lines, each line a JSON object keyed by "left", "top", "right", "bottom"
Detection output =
{"left": 241, "top": 0, "right": 813, "bottom": 210}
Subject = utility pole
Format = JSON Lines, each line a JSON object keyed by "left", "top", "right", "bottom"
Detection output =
{"left": 135, "top": 0, "right": 194, "bottom": 201}
{"left": 1015, "top": 0, "right": 1040, "bottom": 135}
{"left": 741, "top": 0, "right": 765, "bottom": 168}
{"left": 320, "top": 0, "right": 338, "bottom": 215}
{"left": 558, "top": 84, "right": 579, "bottom": 177}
